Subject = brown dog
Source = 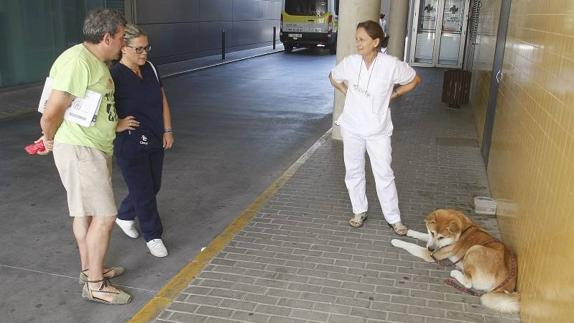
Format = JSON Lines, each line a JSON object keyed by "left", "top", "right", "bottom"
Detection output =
{"left": 391, "top": 209, "right": 519, "bottom": 313}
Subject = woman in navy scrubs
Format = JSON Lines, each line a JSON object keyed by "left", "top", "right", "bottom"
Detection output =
{"left": 112, "top": 24, "right": 174, "bottom": 257}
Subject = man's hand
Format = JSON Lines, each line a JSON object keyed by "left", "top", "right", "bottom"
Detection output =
{"left": 36, "top": 135, "right": 54, "bottom": 155}
{"left": 40, "top": 90, "right": 73, "bottom": 141}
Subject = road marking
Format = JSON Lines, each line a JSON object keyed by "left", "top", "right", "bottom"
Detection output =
{"left": 162, "top": 47, "right": 284, "bottom": 79}
{"left": 0, "top": 264, "right": 157, "bottom": 294}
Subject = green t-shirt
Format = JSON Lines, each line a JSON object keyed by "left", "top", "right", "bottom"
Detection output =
{"left": 50, "top": 44, "right": 118, "bottom": 155}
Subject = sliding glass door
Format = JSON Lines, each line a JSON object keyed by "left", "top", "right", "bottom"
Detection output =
{"left": 410, "top": 0, "right": 470, "bottom": 68}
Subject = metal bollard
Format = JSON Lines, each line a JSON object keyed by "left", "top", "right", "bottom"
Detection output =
{"left": 221, "top": 30, "right": 226, "bottom": 60}
{"left": 273, "top": 26, "right": 276, "bottom": 50}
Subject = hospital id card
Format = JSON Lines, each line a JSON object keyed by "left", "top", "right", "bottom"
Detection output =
{"left": 37, "top": 77, "right": 102, "bottom": 127}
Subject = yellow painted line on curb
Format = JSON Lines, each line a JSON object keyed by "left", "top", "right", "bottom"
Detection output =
{"left": 130, "top": 128, "right": 332, "bottom": 322}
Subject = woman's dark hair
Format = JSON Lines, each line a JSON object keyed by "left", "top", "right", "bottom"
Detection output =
{"left": 356, "top": 20, "right": 389, "bottom": 50}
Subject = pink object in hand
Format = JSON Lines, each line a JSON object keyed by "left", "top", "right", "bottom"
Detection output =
{"left": 25, "top": 141, "right": 46, "bottom": 155}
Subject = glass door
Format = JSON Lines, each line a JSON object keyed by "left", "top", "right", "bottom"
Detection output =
{"left": 437, "top": 0, "right": 467, "bottom": 66}
{"left": 410, "top": 0, "right": 470, "bottom": 68}
{"left": 412, "top": 0, "right": 439, "bottom": 65}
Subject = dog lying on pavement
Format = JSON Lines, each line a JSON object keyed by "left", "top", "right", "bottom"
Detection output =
{"left": 390, "top": 209, "right": 519, "bottom": 313}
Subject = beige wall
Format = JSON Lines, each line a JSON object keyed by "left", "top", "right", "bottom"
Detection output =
{"left": 470, "top": 0, "right": 574, "bottom": 321}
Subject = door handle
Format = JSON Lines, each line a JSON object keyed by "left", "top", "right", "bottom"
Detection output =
{"left": 496, "top": 70, "right": 503, "bottom": 84}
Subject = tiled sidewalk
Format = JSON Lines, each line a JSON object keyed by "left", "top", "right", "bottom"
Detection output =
{"left": 152, "top": 68, "right": 520, "bottom": 323}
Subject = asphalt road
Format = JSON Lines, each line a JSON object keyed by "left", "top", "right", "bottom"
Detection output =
{"left": 0, "top": 48, "right": 335, "bottom": 322}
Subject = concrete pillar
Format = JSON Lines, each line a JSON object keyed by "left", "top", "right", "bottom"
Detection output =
{"left": 381, "top": 0, "right": 391, "bottom": 17}
{"left": 387, "top": 0, "right": 409, "bottom": 59}
{"left": 332, "top": 0, "right": 381, "bottom": 140}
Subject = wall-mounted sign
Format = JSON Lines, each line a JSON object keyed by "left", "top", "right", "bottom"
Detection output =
{"left": 419, "top": 0, "right": 438, "bottom": 31}
{"left": 442, "top": 0, "right": 464, "bottom": 32}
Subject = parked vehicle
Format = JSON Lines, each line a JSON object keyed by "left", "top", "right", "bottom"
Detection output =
{"left": 280, "top": 0, "right": 339, "bottom": 54}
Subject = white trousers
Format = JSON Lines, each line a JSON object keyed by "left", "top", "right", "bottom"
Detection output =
{"left": 341, "top": 127, "right": 401, "bottom": 224}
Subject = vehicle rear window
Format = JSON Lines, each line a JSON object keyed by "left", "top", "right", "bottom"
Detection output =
{"left": 285, "top": 0, "right": 328, "bottom": 16}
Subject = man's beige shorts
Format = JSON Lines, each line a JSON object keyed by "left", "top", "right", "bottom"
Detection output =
{"left": 53, "top": 142, "right": 117, "bottom": 217}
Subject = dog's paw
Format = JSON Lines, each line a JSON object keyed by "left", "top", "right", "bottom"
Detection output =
{"left": 406, "top": 229, "right": 429, "bottom": 241}
{"left": 450, "top": 270, "right": 462, "bottom": 278}
{"left": 450, "top": 270, "right": 472, "bottom": 288}
{"left": 390, "top": 239, "right": 404, "bottom": 248}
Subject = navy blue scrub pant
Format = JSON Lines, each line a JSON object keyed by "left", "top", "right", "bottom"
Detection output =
{"left": 114, "top": 134, "right": 164, "bottom": 242}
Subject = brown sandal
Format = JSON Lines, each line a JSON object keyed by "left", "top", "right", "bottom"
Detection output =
{"left": 82, "top": 279, "right": 132, "bottom": 305}
{"left": 349, "top": 213, "right": 367, "bottom": 228}
{"left": 79, "top": 266, "right": 125, "bottom": 284}
{"left": 390, "top": 222, "right": 408, "bottom": 236}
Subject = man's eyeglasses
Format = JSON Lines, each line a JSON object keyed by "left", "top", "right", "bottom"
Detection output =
{"left": 127, "top": 45, "right": 151, "bottom": 54}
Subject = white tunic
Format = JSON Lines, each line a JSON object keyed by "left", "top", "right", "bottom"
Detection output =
{"left": 331, "top": 53, "right": 416, "bottom": 136}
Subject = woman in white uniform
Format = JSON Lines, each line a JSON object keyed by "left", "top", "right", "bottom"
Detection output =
{"left": 329, "top": 20, "right": 421, "bottom": 235}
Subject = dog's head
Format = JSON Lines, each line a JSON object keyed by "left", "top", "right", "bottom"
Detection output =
{"left": 424, "top": 209, "right": 472, "bottom": 251}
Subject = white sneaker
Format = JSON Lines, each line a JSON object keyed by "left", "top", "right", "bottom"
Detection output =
{"left": 115, "top": 219, "right": 139, "bottom": 239}
{"left": 146, "top": 239, "right": 168, "bottom": 257}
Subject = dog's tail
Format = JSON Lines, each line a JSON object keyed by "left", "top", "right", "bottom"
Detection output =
{"left": 481, "top": 291, "right": 520, "bottom": 313}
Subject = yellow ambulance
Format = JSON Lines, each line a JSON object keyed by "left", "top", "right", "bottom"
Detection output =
{"left": 280, "top": 0, "right": 339, "bottom": 54}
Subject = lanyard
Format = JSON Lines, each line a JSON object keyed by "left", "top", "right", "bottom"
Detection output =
{"left": 353, "top": 56, "right": 377, "bottom": 97}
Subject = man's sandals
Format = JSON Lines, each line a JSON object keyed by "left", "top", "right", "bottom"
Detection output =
{"left": 82, "top": 279, "right": 132, "bottom": 305}
{"left": 79, "top": 266, "right": 125, "bottom": 284}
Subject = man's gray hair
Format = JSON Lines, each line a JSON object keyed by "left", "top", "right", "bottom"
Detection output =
{"left": 83, "top": 8, "right": 127, "bottom": 44}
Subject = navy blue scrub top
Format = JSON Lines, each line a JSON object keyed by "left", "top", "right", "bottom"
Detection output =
{"left": 111, "top": 61, "right": 164, "bottom": 141}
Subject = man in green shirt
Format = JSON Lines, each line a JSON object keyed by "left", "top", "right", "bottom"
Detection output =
{"left": 39, "top": 8, "right": 131, "bottom": 304}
